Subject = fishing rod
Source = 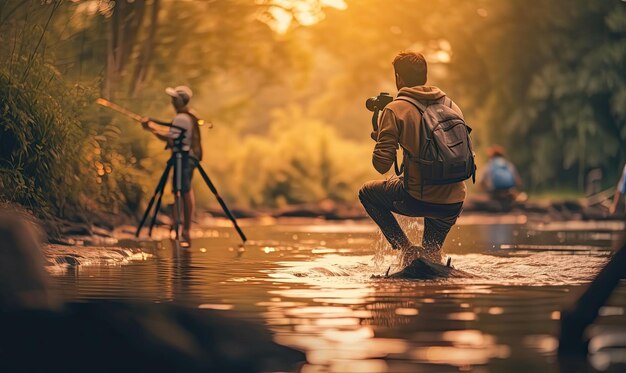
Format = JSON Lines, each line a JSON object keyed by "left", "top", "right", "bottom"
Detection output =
{"left": 95, "top": 98, "right": 212, "bottom": 128}
{"left": 95, "top": 98, "right": 144, "bottom": 122}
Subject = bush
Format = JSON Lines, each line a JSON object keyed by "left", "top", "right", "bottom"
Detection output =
{"left": 0, "top": 63, "right": 89, "bottom": 217}
{"left": 0, "top": 61, "right": 151, "bottom": 226}
{"left": 200, "top": 106, "right": 378, "bottom": 208}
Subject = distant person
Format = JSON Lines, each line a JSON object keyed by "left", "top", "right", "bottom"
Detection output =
{"left": 141, "top": 86, "right": 203, "bottom": 243}
{"left": 480, "top": 145, "right": 523, "bottom": 202}
{"left": 359, "top": 52, "right": 474, "bottom": 265}
{"left": 609, "top": 162, "right": 626, "bottom": 215}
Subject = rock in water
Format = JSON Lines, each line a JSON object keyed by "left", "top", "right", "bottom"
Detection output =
{"left": 386, "top": 258, "right": 472, "bottom": 280}
{"left": 0, "top": 301, "right": 306, "bottom": 373}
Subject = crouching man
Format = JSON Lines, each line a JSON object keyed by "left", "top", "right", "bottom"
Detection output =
{"left": 359, "top": 52, "right": 474, "bottom": 265}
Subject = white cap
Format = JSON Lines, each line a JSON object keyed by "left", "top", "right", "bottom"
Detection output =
{"left": 165, "top": 85, "right": 193, "bottom": 103}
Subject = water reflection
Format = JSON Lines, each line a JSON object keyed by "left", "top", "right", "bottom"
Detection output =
{"left": 411, "top": 329, "right": 511, "bottom": 366}
{"left": 255, "top": 221, "right": 621, "bottom": 371}
{"left": 588, "top": 325, "right": 626, "bottom": 372}
{"left": 172, "top": 245, "right": 192, "bottom": 302}
{"left": 523, "top": 334, "right": 558, "bottom": 354}
{"left": 49, "top": 221, "right": 626, "bottom": 372}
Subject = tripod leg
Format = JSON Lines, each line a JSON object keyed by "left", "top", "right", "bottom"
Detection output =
{"left": 148, "top": 162, "right": 173, "bottom": 237}
{"left": 193, "top": 159, "right": 247, "bottom": 243}
{"left": 173, "top": 152, "right": 183, "bottom": 241}
{"left": 136, "top": 160, "right": 173, "bottom": 238}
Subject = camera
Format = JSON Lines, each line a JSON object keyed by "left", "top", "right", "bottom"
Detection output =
{"left": 365, "top": 92, "right": 393, "bottom": 112}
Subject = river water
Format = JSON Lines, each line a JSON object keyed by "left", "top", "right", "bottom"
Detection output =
{"left": 50, "top": 217, "right": 626, "bottom": 372}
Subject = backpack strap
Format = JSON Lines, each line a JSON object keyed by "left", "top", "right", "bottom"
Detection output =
{"left": 401, "top": 150, "right": 409, "bottom": 180}
{"left": 393, "top": 153, "right": 403, "bottom": 176}
{"left": 180, "top": 110, "right": 203, "bottom": 161}
{"left": 395, "top": 97, "right": 428, "bottom": 197}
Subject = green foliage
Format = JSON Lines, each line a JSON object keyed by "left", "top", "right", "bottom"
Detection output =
{"left": 459, "top": 1, "right": 626, "bottom": 190}
{"left": 0, "top": 63, "right": 86, "bottom": 216}
{"left": 0, "top": 0, "right": 150, "bottom": 223}
{"left": 0, "top": 52, "right": 150, "bottom": 221}
{"left": 0, "top": 0, "right": 84, "bottom": 218}
{"left": 199, "top": 106, "right": 376, "bottom": 207}
{"left": 282, "top": 0, "right": 626, "bottom": 192}
{"left": 2, "top": 0, "right": 625, "bottom": 219}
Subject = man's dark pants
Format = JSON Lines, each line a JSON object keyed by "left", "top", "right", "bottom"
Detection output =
{"left": 358, "top": 178, "right": 463, "bottom": 252}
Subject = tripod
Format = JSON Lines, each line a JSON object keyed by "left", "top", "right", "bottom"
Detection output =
{"left": 135, "top": 129, "right": 247, "bottom": 244}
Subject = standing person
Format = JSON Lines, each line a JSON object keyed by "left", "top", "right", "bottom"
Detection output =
{"left": 359, "top": 52, "right": 473, "bottom": 265}
{"left": 480, "top": 145, "right": 523, "bottom": 202}
{"left": 609, "top": 163, "right": 626, "bottom": 215}
{"left": 141, "top": 86, "right": 203, "bottom": 243}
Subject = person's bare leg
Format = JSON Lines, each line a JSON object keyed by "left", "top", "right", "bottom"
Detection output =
{"left": 182, "top": 190, "right": 194, "bottom": 240}
{"left": 169, "top": 203, "right": 176, "bottom": 236}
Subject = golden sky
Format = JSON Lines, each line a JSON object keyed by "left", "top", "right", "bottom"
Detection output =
{"left": 264, "top": 0, "right": 348, "bottom": 34}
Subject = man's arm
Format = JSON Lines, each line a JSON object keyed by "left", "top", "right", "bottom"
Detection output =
{"left": 610, "top": 188, "right": 621, "bottom": 215}
{"left": 141, "top": 118, "right": 174, "bottom": 146}
{"left": 609, "top": 165, "right": 626, "bottom": 214}
{"left": 372, "top": 108, "right": 400, "bottom": 174}
{"left": 153, "top": 131, "right": 174, "bottom": 145}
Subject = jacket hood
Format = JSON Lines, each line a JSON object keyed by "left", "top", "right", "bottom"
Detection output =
{"left": 397, "top": 85, "right": 446, "bottom": 101}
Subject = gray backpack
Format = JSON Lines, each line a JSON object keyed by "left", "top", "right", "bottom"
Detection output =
{"left": 397, "top": 96, "right": 476, "bottom": 190}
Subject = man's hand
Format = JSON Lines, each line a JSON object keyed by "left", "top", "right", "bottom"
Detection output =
{"left": 610, "top": 201, "right": 618, "bottom": 215}
{"left": 370, "top": 130, "right": 378, "bottom": 141}
{"left": 141, "top": 117, "right": 152, "bottom": 130}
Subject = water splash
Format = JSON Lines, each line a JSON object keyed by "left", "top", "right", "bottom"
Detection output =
{"left": 372, "top": 215, "right": 425, "bottom": 271}
{"left": 270, "top": 249, "right": 609, "bottom": 287}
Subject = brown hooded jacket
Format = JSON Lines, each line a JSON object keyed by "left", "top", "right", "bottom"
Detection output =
{"left": 372, "top": 85, "right": 466, "bottom": 204}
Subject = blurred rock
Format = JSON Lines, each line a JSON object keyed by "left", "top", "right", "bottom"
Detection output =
{"left": 384, "top": 258, "right": 473, "bottom": 280}
{"left": 0, "top": 301, "right": 305, "bottom": 373}
{"left": 0, "top": 210, "right": 59, "bottom": 311}
{"left": 0, "top": 211, "right": 305, "bottom": 373}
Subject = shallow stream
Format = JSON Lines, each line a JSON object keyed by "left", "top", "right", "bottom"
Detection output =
{"left": 50, "top": 218, "right": 626, "bottom": 372}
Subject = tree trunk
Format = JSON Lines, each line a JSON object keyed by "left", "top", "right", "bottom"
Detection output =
{"left": 130, "top": 0, "right": 160, "bottom": 97}
{"left": 102, "top": 0, "right": 147, "bottom": 100}
{"left": 102, "top": 11, "right": 115, "bottom": 99}
{"left": 118, "top": 0, "right": 146, "bottom": 75}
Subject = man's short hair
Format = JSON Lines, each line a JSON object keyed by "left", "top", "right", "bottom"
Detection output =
{"left": 179, "top": 93, "right": 190, "bottom": 106}
{"left": 393, "top": 52, "right": 427, "bottom": 87}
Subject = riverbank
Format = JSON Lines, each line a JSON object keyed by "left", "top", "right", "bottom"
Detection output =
{"left": 205, "top": 196, "right": 620, "bottom": 222}
{"left": 5, "top": 194, "right": 624, "bottom": 249}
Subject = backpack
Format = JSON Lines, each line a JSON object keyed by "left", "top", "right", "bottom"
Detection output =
{"left": 489, "top": 157, "right": 515, "bottom": 190}
{"left": 396, "top": 96, "right": 476, "bottom": 190}
{"left": 181, "top": 110, "right": 203, "bottom": 161}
